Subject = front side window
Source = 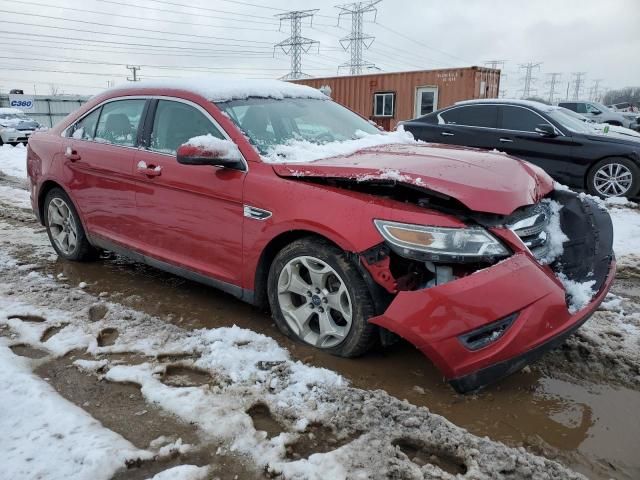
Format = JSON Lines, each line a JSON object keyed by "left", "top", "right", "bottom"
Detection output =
{"left": 586, "top": 103, "right": 602, "bottom": 114}
{"left": 72, "top": 108, "right": 101, "bottom": 140}
{"left": 575, "top": 103, "right": 588, "bottom": 114}
{"left": 150, "top": 100, "right": 224, "bottom": 155}
{"left": 373, "top": 92, "right": 395, "bottom": 117}
{"left": 500, "top": 106, "right": 551, "bottom": 132}
{"left": 439, "top": 105, "right": 498, "bottom": 128}
{"left": 95, "top": 99, "right": 146, "bottom": 146}
{"left": 216, "top": 97, "right": 379, "bottom": 154}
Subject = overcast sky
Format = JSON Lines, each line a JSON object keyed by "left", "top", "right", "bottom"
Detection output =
{"left": 0, "top": 0, "right": 638, "bottom": 98}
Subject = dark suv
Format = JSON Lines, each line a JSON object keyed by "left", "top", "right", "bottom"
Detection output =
{"left": 402, "top": 99, "right": 640, "bottom": 198}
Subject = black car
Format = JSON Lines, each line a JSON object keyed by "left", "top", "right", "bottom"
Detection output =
{"left": 402, "top": 99, "right": 640, "bottom": 198}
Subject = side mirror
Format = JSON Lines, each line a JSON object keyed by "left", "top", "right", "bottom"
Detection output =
{"left": 176, "top": 138, "right": 244, "bottom": 170}
{"left": 591, "top": 109, "right": 602, "bottom": 115}
{"left": 535, "top": 124, "right": 557, "bottom": 137}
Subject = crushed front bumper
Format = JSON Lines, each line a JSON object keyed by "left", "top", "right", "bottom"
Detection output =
{"left": 368, "top": 191, "right": 615, "bottom": 393}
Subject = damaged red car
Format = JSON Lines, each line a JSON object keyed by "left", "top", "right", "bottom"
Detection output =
{"left": 26, "top": 80, "right": 615, "bottom": 392}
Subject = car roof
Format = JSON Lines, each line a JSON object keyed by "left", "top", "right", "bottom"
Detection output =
{"left": 0, "top": 107, "right": 25, "bottom": 115}
{"left": 102, "top": 78, "right": 328, "bottom": 103}
{"left": 453, "top": 98, "right": 558, "bottom": 113}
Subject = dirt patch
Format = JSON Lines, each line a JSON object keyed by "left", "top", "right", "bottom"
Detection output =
{"left": 97, "top": 327, "right": 119, "bottom": 347}
{"left": 393, "top": 438, "right": 468, "bottom": 475}
{"left": 40, "top": 324, "right": 66, "bottom": 342}
{"left": 8, "top": 314, "right": 46, "bottom": 323}
{"left": 286, "top": 424, "right": 358, "bottom": 461}
{"left": 10, "top": 343, "right": 48, "bottom": 359}
{"left": 247, "top": 403, "right": 285, "bottom": 439}
{"left": 160, "top": 365, "right": 213, "bottom": 388}
{"left": 88, "top": 303, "right": 109, "bottom": 322}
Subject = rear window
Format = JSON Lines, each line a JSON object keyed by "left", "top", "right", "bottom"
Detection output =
{"left": 439, "top": 105, "right": 498, "bottom": 128}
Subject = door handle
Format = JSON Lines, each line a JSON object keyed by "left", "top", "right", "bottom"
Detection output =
{"left": 64, "top": 146, "right": 81, "bottom": 161}
{"left": 499, "top": 138, "right": 514, "bottom": 143}
{"left": 441, "top": 131, "right": 455, "bottom": 136}
{"left": 137, "top": 161, "right": 162, "bottom": 177}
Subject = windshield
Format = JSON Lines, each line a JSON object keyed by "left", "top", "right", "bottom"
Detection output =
{"left": 215, "top": 97, "right": 380, "bottom": 154}
{"left": 546, "top": 108, "right": 592, "bottom": 134}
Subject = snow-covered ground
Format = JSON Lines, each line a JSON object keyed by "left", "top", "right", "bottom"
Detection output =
{"left": 2, "top": 144, "right": 640, "bottom": 478}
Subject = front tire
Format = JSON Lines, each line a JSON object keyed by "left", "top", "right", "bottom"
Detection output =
{"left": 44, "top": 188, "right": 98, "bottom": 261}
{"left": 587, "top": 157, "right": 640, "bottom": 198}
{"left": 267, "top": 237, "right": 377, "bottom": 357}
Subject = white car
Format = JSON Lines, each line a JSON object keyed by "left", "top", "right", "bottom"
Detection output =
{"left": 0, "top": 108, "right": 41, "bottom": 145}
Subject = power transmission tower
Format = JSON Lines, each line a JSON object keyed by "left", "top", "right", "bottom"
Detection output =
{"left": 336, "top": 1, "right": 381, "bottom": 75}
{"left": 274, "top": 10, "right": 319, "bottom": 80}
{"left": 571, "top": 72, "right": 587, "bottom": 100}
{"left": 484, "top": 60, "right": 506, "bottom": 98}
{"left": 126, "top": 65, "right": 141, "bottom": 82}
{"left": 545, "top": 72, "right": 562, "bottom": 104}
{"left": 589, "top": 79, "right": 603, "bottom": 101}
{"left": 518, "top": 62, "right": 542, "bottom": 99}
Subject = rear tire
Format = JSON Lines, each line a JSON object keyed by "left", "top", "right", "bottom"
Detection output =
{"left": 587, "top": 157, "right": 640, "bottom": 198}
{"left": 44, "top": 188, "right": 98, "bottom": 261}
{"left": 267, "top": 237, "right": 377, "bottom": 357}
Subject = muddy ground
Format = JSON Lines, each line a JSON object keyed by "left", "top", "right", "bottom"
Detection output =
{"left": 1, "top": 191, "right": 639, "bottom": 479}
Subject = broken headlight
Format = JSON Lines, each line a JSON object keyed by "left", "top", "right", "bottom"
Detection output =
{"left": 374, "top": 219, "right": 509, "bottom": 263}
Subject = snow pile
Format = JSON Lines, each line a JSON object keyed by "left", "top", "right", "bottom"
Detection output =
{"left": 0, "top": 144, "right": 27, "bottom": 178}
{"left": 262, "top": 127, "right": 418, "bottom": 163}
{"left": 0, "top": 184, "right": 31, "bottom": 209}
{"left": 148, "top": 465, "right": 210, "bottom": 480}
{"left": 557, "top": 273, "right": 597, "bottom": 314}
{"left": 184, "top": 134, "right": 242, "bottom": 160}
{"left": 357, "top": 168, "right": 427, "bottom": 187}
{"left": 538, "top": 199, "right": 569, "bottom": 265}
{"left": 106, "top": 78, "right": 328, "bottom": 103}
{"left": 0, "top": 343, "right": 147, "bottom": 480}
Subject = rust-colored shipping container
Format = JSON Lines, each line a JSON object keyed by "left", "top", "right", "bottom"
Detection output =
{"left": 293, "top": 67, "right": 500, "bottom": 130}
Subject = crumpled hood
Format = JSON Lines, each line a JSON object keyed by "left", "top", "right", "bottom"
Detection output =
{"left": 271, "top": 143, "right": 553, "bottom": 215}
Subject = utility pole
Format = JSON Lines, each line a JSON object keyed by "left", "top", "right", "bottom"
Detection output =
{"left": 571, "top": 72, "right": 587, "bottom": 100}
{"left": 126, "top": 65, "right": 141, "bottom": 82}
{"left": 518, "top": 62, "right": 542, "bottom": 99}
{"left": 274, "top": 10, "right": 319, "bottom": 80}
{"left": 336, "top": 1, "right": 381, "bottom": 75}
{"left": 589, "top": 79, "right": 603, "bottom": 101}
{"left": 545, "top": 72, "right": 562, "bottom": 104}
{"left": 484, "top": 60, "right": 506, "bottom": 98}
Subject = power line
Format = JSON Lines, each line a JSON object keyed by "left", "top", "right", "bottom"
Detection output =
{"left": 545, "top": 72, "right": 562, "bottom": 104}
{"left": 518, "top": 62, "right": 542, "bottom": 98}
{"left": 589, "top": 79, "right": 604, "bottom": 101}
{"left": 571, "top": 72, "right": 587, "bottom": 100}
{"left": 274, "top": 10, "right": 320, "bottom": 80}
{"left": 336, "top": 1, "right": 381, "bottom": 75}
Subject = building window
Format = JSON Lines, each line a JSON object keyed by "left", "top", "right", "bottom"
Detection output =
{"left": 373, "top": 92, "right": 395, "bottom": 117}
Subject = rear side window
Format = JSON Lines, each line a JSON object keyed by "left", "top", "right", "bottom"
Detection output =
{"left": 95, "top": 99, "right": 146, "bottom": 146}
{"left": 500, "top": 106, "right": 551, "bottom": 132}
{"left": 72, "top": 108, "right": 101, "bottom": 140}
{"left": 575, "top": 103, "right": 587, "bottom": 114}
{"left": 439, "top": 105, "right": 498, "bottom": 128}
{"left": 559, "top": 102, "right": 576, "bottom": 111}
{"left": 150, "top": 100, "right": 224, "bottom": 155}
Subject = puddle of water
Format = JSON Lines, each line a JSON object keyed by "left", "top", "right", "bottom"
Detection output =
{"left": 47, "top": 254, "right": 640, "bottom": 480}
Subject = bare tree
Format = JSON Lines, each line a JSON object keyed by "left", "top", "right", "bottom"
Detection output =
{"left": 49, "top": 84, "right": 61, "bottom": 96}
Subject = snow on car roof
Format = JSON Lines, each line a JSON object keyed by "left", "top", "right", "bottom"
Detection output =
{"left": 105, "top": 78, "right": 328, "bottom": 103}
{"left": 455, "top": 98, "right": 559, "bottom": 113}
{"left": 0, "top": 107, "right": 25, "bottom": 115}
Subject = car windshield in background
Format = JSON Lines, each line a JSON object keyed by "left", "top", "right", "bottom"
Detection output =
{"left": 0, "top": 113, "right": 26, "bottom": 120}
{"left": 546, "top": 108, "right": 592, "bottom": 134}
{"left": 215, "top": 97, "right": 380, "bottom": 154}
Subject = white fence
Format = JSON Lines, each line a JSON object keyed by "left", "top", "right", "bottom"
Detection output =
{"left": 0, "top": 94, "right": 90, "bottom": 127}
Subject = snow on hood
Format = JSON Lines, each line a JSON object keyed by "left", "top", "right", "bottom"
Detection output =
{"left": 272, "top": 142, "right": 554, "bottom": 215}
{"left": 261, "top": 128, "right": 417, "bottom": 164}
{"left": 105, "top": 78, "right": 328, "bottom": 103}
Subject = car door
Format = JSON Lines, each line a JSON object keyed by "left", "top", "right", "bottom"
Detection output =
{"left": 494, "top": 105, "right": 577, "bottom": 183}
{"left": 431, "top": 104, "right": 501, "bottom": 148}
{"left": 63, "top": 98, "right": 147, "bottom": 245}
{"left": 133, "top": 98, "right": 246, "bottom": 287}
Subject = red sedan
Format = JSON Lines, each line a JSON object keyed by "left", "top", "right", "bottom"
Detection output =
{"left": 26, "top": 79, "right": 615, "bottom": 392}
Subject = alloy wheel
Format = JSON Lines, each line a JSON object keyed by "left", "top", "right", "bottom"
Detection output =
{"left": 277, "top": 255, "right": 353, "bottom": 348}
{"left": 593, "top": 163, "right": 633, "bottom": 197}
{"left": 47, "top": 197, "right": 78, "bottom": 255}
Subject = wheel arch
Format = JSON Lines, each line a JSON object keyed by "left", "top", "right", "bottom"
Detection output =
{"left": 37, "top": 180, "right": 90, "bottom": 235}
{"left": 252, "top": 230, "right": 345, "bottom": 309}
